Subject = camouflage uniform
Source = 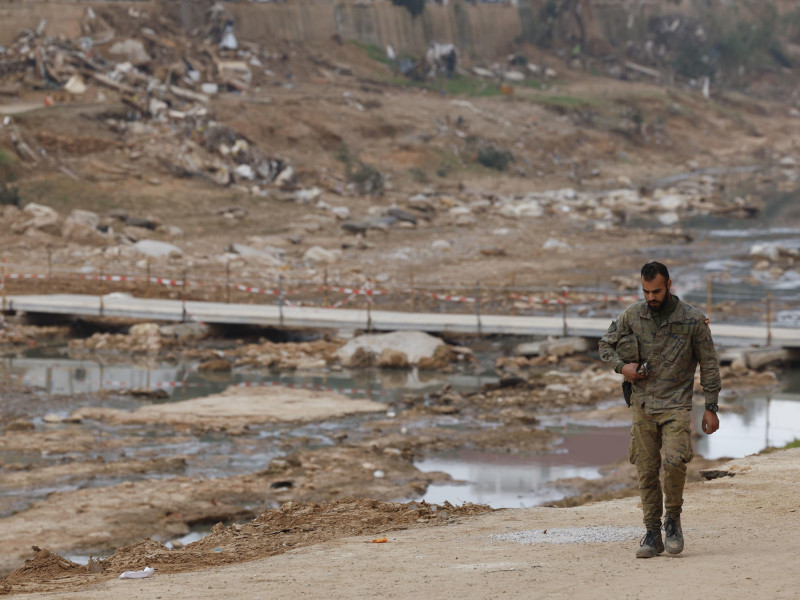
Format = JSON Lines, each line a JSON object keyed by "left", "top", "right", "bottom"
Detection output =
{"left": 598, "top": 296, "right": 721, "bottom": 531}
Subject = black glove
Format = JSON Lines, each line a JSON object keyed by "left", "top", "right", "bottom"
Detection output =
{"left": 622, "top": 380, "right": 632, "bottom": 407}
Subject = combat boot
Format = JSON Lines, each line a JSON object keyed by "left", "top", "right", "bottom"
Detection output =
{"left": 635, "top": 529, "right": 664, "bottom": 559}
{"left": 664, "top": 514, "right": 684, "bottom": 555}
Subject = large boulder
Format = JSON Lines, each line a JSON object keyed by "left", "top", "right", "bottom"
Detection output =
{"left": 337, "top": 331, "right": 446, "bottom": 367}
{"left": 62, "top": 209, "right": 109, "bottom": 245}
{"left": 11, "top": 202, "right": 60, "bottom": 235}
{"left": 133, "top": 240, "right": 183, "bottom": 259}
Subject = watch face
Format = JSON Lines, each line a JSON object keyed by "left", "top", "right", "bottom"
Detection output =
{"left": 707, "top": 404, "right": 718, "bottom": 413}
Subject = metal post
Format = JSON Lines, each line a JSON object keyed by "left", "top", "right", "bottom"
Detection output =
{"left": 1, "top": 261, "right": 6, "bottom": 313}
{"left": 476, "top": 281, "right": 482, "bottom": 337}
{"left": 509, "top": 274, "right": 516, "bottom": 316}
{"left": 562, "top": 286, "right": 568, "bottom": 336}
{"left": 278, "top": 274, "right": 284, "bottom": 326}
{"left": 366, "top": 279, "right": 373, "bottom": 332}
{"left": 323, "top": 268, "right": 329, "bottom": 307}
{"left": 225, "top": 262, "right": 231, "bottom": 303}
{"left": 99, "top": 268, "right": 105, "bottom": 316}
{"left": 409, "top": 272, "right": 415, "bottom": 312}
{"left": 181, "top": 269, "right": 187, "bottom": 322}
{"left": 766, "top": 291, "right": 772, "bottom": 346}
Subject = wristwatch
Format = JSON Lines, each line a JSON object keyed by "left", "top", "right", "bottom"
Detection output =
{"left": 705, "top": 403, "right": 719, "bottom": 413}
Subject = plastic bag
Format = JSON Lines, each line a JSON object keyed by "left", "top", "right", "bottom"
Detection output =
{"left": 119, "top": 566, "right": 154, "bottom": 579}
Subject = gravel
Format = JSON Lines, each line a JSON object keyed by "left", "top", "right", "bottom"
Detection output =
{"left": 491, "top": 526, "right": 643, "bottom": 545}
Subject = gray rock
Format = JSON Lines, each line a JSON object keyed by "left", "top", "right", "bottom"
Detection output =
{"left": 12, "top": 202, "right": 60, "bottom": 234}
{"left": 228, "top": 243, "right": 284, "bottom": 266}
{"left": 337, "top": 331, "right": 445, "bottom": 366}
{"left": 303, "top": 245, "right": 341, "bottom": 264}
{"left": 387, "top": 208, "right": 417, "bottom": 225}
{"left": 133, "top": 240, "right": 183, "bottom": 258}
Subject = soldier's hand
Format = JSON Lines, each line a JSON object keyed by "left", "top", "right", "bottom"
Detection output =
{"left": 621, "top": 363, "right": 647, "bottom": 380}
{"left": 702, "top": 410, "right": 720, "bottom": 435}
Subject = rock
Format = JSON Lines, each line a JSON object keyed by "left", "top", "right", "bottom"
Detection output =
{"left": 62, "top": 209, "right": 108, "bottom": 244}
{"left": 160, "top": 322, "right": 209, "bottom": 341}
{"left": 125, "top": 216, "right": 160, "bottom": 230}
{"left": 330, "top": 206, "right": 350, "bottom": 220}
{"left": 130, "top": 323, "right": 161, "bottom": 338}
{"left": 657, "top": 194, "right": 686, "bottom": 211}
{"left": 303, "top": 246, "right": 341, "bottom": 265}
{"left": 109, "top": 39, "right": 151, "bottom": 66}
{"left": 417, "top": 345, "right": 456, "bottom": 370}
{"left": 376, "top": 348, "right": 410, "bottom": 369}
{"left": 499, "top": 200, "right": 543, "bottom": 219}
{"left": 12, "top": 202, "right": 60, "bottom": 234}
{"left": 744, "top": 347, "right": 791, "bottom": 370}
{"left": 42, "top": 413, "right": 63, "bottom": 424}
{"left": 658, "top": 212, "right": 680, "bottom": 226}
{"left": 234, "top": 164, "right": 255, "bottom": 181}
{"left": 504, "top": 70, "right": 525, "bottom": 82}
{"left": 516, "top": 337, "right": 589, "bottom": 357}
{"left": 407, "top": 195, "right": 435, "bottom": 213}
{"left": 64, "top": 75, "right": 87, "bottom": 95}
{"left": 295, "top": 187, "right": 322, "bottom": 203}
{"left": 341, "top": 346, "right": 373, "bottom": 368}
{"left": 228, "top": 243, "right": 284, "bottom": 266}
{"left": 387, "top": 208, "right": 417, "bottom": 225}
{"left": 431, "top": 239, "right": 452, "bottom": 251}
{"left": 542, "top": 238, "right": 570, "bottom": 251}
{"left": 337, "top": 331, "right": 446, "bottom": 367}
{"left": 133, "top": 240, "right": 183, "bottom": 259}
{"left": 198, "top": 359, "right": 232, "bottom": 372}
{"left": 5, "top": 419, "right": 35, "bottom": 432}
{"left": 472, "top": 67, "right": 495, "bottom": 78}
{"left": 752, "top": 244, "right": 779, "bottom": 263}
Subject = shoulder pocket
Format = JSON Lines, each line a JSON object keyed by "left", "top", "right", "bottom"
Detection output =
{"left": 616, "top": 333, "right": 639, "bottom": 364}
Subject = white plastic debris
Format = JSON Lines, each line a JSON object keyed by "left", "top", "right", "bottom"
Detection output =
{"left": 119, "top": 566, "right": 154, "bottom": 579}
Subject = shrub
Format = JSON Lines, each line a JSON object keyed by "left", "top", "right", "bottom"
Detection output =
{"left": 350, "top": 162, "right": 384, "bottom": 196}
{"left": 476, "top": 146, "right": 515, "bottom": 171}
{"left": 0, "top": 183, "right": 21, "bottom": 206}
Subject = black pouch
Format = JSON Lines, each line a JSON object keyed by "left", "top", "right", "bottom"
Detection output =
{"left": 622, "top": 380, "right": 632, "bottom": 407}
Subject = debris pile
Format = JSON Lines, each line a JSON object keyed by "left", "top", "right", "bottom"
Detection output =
{"left": 0, "top": 4, "right": 293, "bottom": 191}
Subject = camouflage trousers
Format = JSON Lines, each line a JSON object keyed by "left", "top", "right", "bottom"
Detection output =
{"left": 628, "top": 403, "right": 694, "bottom": 531}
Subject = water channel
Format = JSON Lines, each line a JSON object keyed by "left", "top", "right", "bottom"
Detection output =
{"left": 3, "top": 347, "right": 798, "bottom": 511}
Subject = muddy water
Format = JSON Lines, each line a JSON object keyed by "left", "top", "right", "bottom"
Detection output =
{"left": 3, "top": 351, "right": 799, "bottom": 510}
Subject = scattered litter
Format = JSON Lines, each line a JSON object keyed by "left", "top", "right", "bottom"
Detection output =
{"left": 372, "top": 537, "right": 388, "bottom": 543}
{"left": 119, "top": 566, "right": 154, "bottom": 579}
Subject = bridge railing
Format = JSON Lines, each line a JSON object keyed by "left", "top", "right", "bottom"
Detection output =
{"left": 1, "top": 262, "right": 796, "bottom": 332}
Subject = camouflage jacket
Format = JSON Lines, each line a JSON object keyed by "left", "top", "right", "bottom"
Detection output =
{"left": 598, "top": 296, "right": 721, "bottom": 412}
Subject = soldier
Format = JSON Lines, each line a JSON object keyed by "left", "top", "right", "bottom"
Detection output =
{"left": 598, "top": 261, "right": 721, "bottom": 558}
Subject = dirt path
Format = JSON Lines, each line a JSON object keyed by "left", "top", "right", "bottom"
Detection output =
{"left": 4, "top": 448, "right": 798, "bottom": 599}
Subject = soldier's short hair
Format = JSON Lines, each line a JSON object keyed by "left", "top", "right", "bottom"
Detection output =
{"left": 641, "top": 261, "right": 669, "bottom": 282}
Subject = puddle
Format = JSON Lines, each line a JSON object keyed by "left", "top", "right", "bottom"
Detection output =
{"left": 2, "top": 353, "right": 799, "bottom": 511}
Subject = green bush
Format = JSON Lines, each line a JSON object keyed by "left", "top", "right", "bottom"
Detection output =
{"left": 350, "top": 162, "right": 384, "bottom": 196}
{"left": 476, "top": 146, "right": 515, "bottom": 171}
{"left": 0, "top": 182, "right": 21, "bottom": 206}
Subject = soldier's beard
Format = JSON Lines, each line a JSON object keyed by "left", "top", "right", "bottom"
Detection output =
{"left": 648, "top": 293, "right": 670, "bottom": 312}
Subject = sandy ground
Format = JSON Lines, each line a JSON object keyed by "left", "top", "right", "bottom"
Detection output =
{"left": 3, "top": 447, "right": 798, "bottom": 599}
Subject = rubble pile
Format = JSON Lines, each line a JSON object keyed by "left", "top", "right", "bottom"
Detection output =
{"left": 0, "top": 3, "right": 293, "bottom": 191}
